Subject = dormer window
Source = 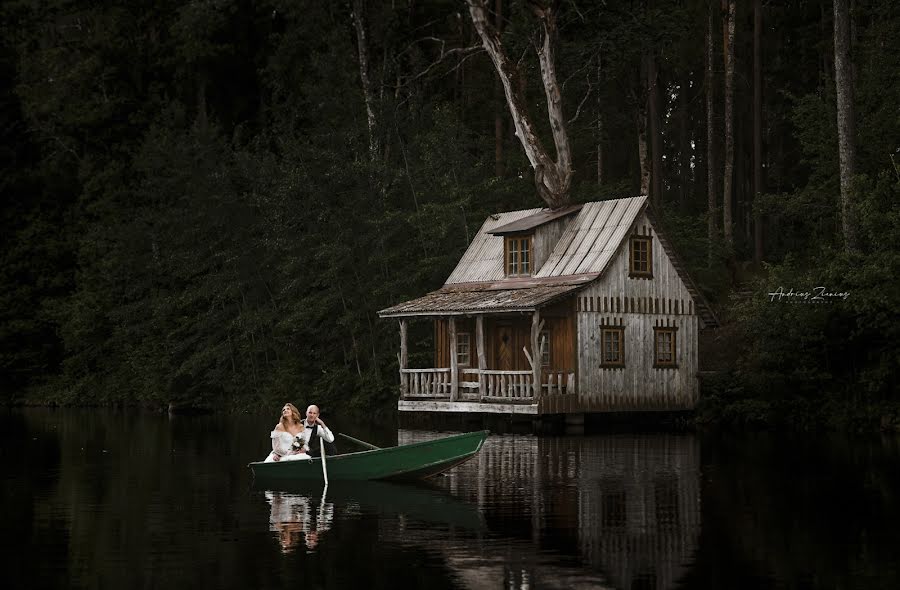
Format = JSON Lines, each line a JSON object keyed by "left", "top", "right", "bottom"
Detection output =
{"left": 629, "top": 236, "right": 653, "bottom": 278}
{"left": 505, "top": 235, "right": 532, "bottom": 277}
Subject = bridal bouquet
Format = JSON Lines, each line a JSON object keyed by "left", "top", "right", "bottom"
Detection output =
{"left": 292, "top": 435, "right": 304, "bottom": 453}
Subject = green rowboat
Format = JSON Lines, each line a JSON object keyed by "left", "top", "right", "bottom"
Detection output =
{"left": 248, "top": 430, "right": 489, "bottom": 482}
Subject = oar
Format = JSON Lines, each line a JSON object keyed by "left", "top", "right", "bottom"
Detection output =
{"left": 319, "top": 437, "right": 329, "bottom": 487}
{"left": 338, "top": 432, "right": 381, "bottom": 450}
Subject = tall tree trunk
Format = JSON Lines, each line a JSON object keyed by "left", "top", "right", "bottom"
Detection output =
{"left": 753, "top": 0, "right": 764, "bottom": 263}
{"left": 467, "top": 0, "right": 572, "bottom": 209}
{"left": 679, "top": 71, "right": 690, "bottom": 211}
{"left": 637, "top": 50, "right": 651, "bottom": 197}
{"left": 351, "top": 0, "right": 379, "bottom": 163}
{"left": 597, "top": 57, "right": 604, "bottom": 186}
{"left": 722, "top": 0, "right": 736, "bottom": 251}
{"left": 833, "top": 0, "right": 859, "bottom": 252}
{"left": 493, "top": 0, "right": 505, "bottom": 177}
{"left": 648, "top": 50, "right": 663, "bottom": 208}
{"left": 706, "top": 2, "right": 717, "bottom": 266}
{"left": 597, "top": 112, "right": 604, "bottom": 186}
{"left": 637, "top": 104, "right": 650, "bottom": 196}
{"left": 820, "top": 2, "right": 833, "bottom": 91}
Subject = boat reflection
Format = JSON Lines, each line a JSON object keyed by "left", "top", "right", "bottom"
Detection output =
{"left": 256, "top": 478, "right": 486, "bottom": 555}
{"left": 400, "top": 430, "right": 701, "bottom": 590}
{"left": 265, "top": 490, "right": 334, "bottom": 553}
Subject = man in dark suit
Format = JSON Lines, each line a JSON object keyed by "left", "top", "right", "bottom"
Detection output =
{"left": 303, "top": 404, "right": 337, "bottom": 457}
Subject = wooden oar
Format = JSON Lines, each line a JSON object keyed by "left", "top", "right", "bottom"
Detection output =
{"left": 319, "top": 437, "right": 329, "bottom": 487}
{"left": 338, "top": 432, "right": 381, "bottom": 450}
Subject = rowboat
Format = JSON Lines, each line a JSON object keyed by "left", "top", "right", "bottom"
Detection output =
{"left": 248, "top": 430, "right": 489, "bottom": 482}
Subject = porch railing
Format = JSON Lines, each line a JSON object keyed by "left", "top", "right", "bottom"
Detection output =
{"left": 401, "top": 367, "right": 575, "bottom": 401}
{"left": 400, "top": 368, "right": 451, "bottom": 398}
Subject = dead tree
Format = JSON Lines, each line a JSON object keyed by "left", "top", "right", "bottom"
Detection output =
{"left": 466, "top": 0, "right": 573, "bottom": 209}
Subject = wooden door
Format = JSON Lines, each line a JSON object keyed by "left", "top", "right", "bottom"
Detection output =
{"left": 495, "top": 323, "right": 514, "bottom": 371}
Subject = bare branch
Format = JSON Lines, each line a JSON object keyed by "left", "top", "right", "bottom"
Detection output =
{"left": 567, "top": 0, "right": 587, "bottom": 22}
{"left": 393, "top": 49, "right": 484, "bottom": 110}
{"left": 393, "top": 44, "right": 484, "bottom": 89}
{"left": 568, "top": 71, "right": 593, "bottom": 125}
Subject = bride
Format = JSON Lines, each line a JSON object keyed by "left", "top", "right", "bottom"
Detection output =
{"left": 264, "top": 403, "right": 310, "bottom": 462}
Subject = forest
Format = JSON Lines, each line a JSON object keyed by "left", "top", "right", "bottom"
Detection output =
{"left": 1, "top": 0, "right": 897, "bottom": 429}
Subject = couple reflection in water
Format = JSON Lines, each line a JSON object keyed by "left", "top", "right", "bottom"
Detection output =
{"left": 266, "top": 491, "right": 334, "bottom": 553}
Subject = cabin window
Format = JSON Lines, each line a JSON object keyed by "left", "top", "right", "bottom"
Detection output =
{"left": 602, "top": 485, "right": 627, "bottom": 529}
{"left": 654, "top": 327, "right": 677, "bottom": 367}
{"left": 539, "top": 330, "right": 551, "bottom": 367}
{"left": 629, "top": 236, "right": 653, "bottom": 278}
{"left": 654, "top": 474, "right": 681, "bottom": 529}
{"left": 505, "top": 235, "right": 532, "bottom": 277}
{"left": 600, "top": 327, "right": 624, "bottom": 367}
{"left": 456, "top": 332, "right": 471, "bottom": 366}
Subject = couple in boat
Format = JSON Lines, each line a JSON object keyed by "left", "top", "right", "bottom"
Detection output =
{"left": 264, "top": 403, "right": 335, "bottom": 462}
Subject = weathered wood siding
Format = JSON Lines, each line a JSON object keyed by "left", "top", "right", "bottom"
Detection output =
{"left": 434, "top": 318, "right": 476, "bottom": 369}
{"left": 434, "top": 300, "right": 575, "bottom": 376}
{"left": 575, "top": 212, "right": 700, "bottom": 410}
{"left": 532, "top": 216, "right": 571, "bottom": 275}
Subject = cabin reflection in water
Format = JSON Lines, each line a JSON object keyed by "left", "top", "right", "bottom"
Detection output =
{"left": 399, "top": 431, "right": 700, "bottom": 589}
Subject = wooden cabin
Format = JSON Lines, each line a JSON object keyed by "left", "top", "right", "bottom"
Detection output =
{"left": 378, "top": 196, "right": 718, "bottom": 416}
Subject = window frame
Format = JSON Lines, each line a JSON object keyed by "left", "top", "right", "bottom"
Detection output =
{"left": 539, "top": 329, "right": 551, "bottom": 367}
{"left": 629, "top": 236, "right": 653, "bottom": 278}
{"left": 600, "top": 326, "right": 625, "bottom": 368}
{"left": 653, "top": 327, "right": 677, "bottom": 368}
{"left": 504, "top": 234, "right": 533, "bottom": 277}
{"left": 456, "top": 331, "right": 471, "bottom": 367}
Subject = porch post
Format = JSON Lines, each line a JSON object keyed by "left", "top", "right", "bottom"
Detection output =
{"left": 399, "top": 319, "right": 408, "bottom": 397}
{"left": 476, "top": 315, "right": 486, "bottom": 396}
{"left": 449, "top": 316, "right": 459, "bottom": 401}
{"left": 531, "top": 310, "right": 543, "bottom": 398}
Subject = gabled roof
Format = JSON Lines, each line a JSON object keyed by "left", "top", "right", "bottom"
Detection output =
{"left": 645, "top": 207, "right": 720, "bottom": 328}
{"left": 445, "top": 197, "right": 646, "bottom": 285}
{"left": 378, "top": 196, "right": 718, "bottom": 326}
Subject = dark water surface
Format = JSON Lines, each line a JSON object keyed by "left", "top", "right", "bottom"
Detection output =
{"left": 3, "top": 409, "right": 900, "bottom": 589}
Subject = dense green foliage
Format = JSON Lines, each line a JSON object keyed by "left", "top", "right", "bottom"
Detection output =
{"left": 1, "top": 1, "right": 897, "bottom": 426}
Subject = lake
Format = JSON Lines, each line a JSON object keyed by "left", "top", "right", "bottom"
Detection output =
{"left": 3, "top": 408, "right": 899, "bottom": 589}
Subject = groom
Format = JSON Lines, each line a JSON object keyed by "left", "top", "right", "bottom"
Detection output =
{"left": 303, "top": 404, "right": 336, "bottom": 457}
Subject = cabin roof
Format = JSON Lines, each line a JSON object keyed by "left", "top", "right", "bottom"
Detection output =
{"left": 445, "top": 197, "right": 646, "bottom": 285}
{"left": 444, "top": 207, "right": 545, "bottom": 284}
{"left": 378, "top": 282, "right": 583, "bottom": 318}
{"left": 487, "top": 204, "right": 583, "bottom": 236}
{"left": 378, "top": 195, "right": 718, "bottom": 326}
{"left": 534, "top": 197, "right": 646, "bottom": 278}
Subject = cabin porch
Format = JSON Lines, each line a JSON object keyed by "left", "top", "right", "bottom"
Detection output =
{"left": 393, "top": 305, "right": 577, "bottom": 413}
{"left": 398, "top": 366, "right": 575, "bottom": 402}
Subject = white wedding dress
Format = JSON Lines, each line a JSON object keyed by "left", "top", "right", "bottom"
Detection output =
{"left": 264, "top": 430, "right": 310, "bottom": 462}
